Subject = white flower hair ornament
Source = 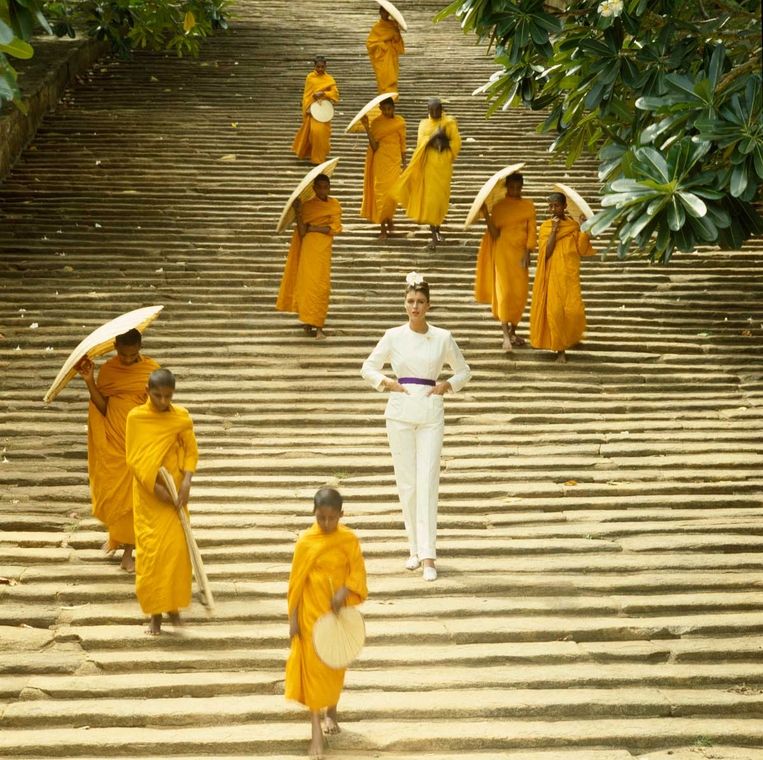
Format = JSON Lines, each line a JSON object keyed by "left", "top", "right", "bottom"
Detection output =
{"left": 406, "top": 271, "right": 425, "bottom": 287}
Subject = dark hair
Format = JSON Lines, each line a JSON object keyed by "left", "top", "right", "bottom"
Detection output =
{"left": 314, "top": 173, "right": 330, "bottom": 186}
{"left": 380, "top": 97, "right": 395, "bottom": 108}
{"left": 314, "top": 486, "right": 343, "bottom": 511}
{"left": 115, "top": 328, "right": 142, "bottom": 347}
{"left": 548, "top": 191, "right": 566, "bottom": 204}
{"left": 148, "top": 368, "right": 176, "bottom": 390}
{"left": 405, "top": 281, "right": 431, "bottom": 301}
{"left": 314, "top": 55, "right": 327, "bottom": 63}
{"left": 505, "top": 173, "right": 524, "bottom": 186}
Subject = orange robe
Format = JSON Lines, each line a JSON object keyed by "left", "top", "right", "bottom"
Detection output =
{"left": 366, "top": 18, "right": 404, "bottom": 93}
{"left": 390, "top": 115, "right": 461, "bottom": 226}
{"left": 292, "top": 71, "right": 339, "bottom": 165}
{"left": 530, "top": 217, "right": 595, "bottom": 351}
{"left": 87, "top": 355, "right": 159, "bottom": 549}
{"left": 285, "top": 523, "right": 368, "bottom": 711}
{"left": 276, "top": 196, "right": 342, "bottom": 328}
{"left": 361, "top": 113, "right": 406, "bottom": 223}
{"left": 474, "top": 197, "right": 537, "bottom": 324}
{"left": 125, "top": 400, "right": 199, "bottom": 616}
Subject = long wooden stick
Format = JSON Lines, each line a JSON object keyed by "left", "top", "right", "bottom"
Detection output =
{"left": 158, "top": 466, "right": 215, "bottom": 612}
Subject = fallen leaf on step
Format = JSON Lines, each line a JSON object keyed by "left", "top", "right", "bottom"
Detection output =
{"left": 219, "top": 154, "right": 237, "bottom": 161}
{"left": 564, "top": 480, "right": 578, "bottom": 486}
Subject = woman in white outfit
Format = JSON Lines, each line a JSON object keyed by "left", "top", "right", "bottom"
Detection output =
{"left": 361, "top": 272, "right": 471, "bottom": 581}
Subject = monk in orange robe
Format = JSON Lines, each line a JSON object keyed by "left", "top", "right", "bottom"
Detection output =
{"left": 366, "top": 7, "right": 404, "bottom": 93}
{"left": 530, "top": 192, "right": 595, "bottom": 363}
{"left": 125, "top": 368, "right": 198, "bottom": 635}
{"left": 276, "top": 174, "right": 342, "bottom": 340}
{"left": 474, "top": 173, "right": 537, "bottom": 351}
{"left": 292, "top": 56, "right": 339, "bottom": 165}
{"left": 77, "top": 328, "right": 159, "bottom": 572}
{"left": 360, "top": 97, "right": 406, "bottom": 239}
{"left": 286, "top": 487, "right": 367, "bottom": 760}
{"left": 390, "top": 98, "right": 461, "bottom": 250}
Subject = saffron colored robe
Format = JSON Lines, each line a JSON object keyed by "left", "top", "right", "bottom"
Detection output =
{"left": 474, "top": 197, "right": 537, "bottom": 324}
{"left": 276, "top": 196, "right": 342, "bottom": 328}
{"left": 391, "top": 114, "right": 461, "bottom": 226}
{"left": 285, "top": 523, "right": 368, "bottom": 711}
{"left": 366, "top": 18, "right": 404, "bottom": 93}
{"left": 530, "top": 216, "right": 595, "bottom": 351}
{"left": 292, "top": 71, "right": 339, "bottom": 165}
{"left": 87, "top": 355, "right": 159, "bottom": 549}
{"left": 125, "top": 400, "right": 198, "bottom": 616}
{"left": 361, "top": 113, "right": 406, "bottom": 223}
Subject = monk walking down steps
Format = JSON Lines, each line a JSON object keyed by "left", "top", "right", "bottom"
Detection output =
{"left": 77, "top": 328, "right": 159, "bottom": 572}
{"left": 529, "top": 191, "right": 595, "bottom": 363}
{"left": 126, "top": 368, "right": 199, "bottom": 636}
{"left": 285, "top": 487, "right": 368, "bottom": 760}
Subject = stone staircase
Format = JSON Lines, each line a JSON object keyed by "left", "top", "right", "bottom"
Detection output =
{"left": 1, "top": 0, "right": 762, "bottom": 757}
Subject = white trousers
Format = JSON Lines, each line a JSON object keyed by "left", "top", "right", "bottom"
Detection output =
{"left": 385, "top": 417, "right": 444, "bottom": 560}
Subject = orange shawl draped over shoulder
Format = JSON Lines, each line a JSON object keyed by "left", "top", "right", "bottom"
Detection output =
{"left": 125, "top": 400, "right": 199, "bottom": 616}
{"left": 366, "top": 18, "right": 404, "bottom": 93}
{"left": 276, "top": 196, "right": 342, "bottom": 328}
{"left": 530, "top": 217, "right": 595, "bottom": 351}
{"left": 87, "top": 356, "right": 159, "bottom": 548}
{"left": 474, "top": 197, "right": 537, "bottom": 324}
{"left": 391, "top": 115, "right": 461, "bottom": 226}
{"left": 361, "top": 114, "right": 406, "bottom": 223}
{"left": 285, "top": 523, "right": 368, "bottom": 711}
{"left": 292, "top": 71, "right": 339, "bottom": 165}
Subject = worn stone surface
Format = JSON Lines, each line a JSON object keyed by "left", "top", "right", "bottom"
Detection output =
{"left": 0, "top": 0, "right": 762, "bottom": 757}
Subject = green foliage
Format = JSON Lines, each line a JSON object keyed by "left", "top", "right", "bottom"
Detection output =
{"left": 44, "top": 1, "right": 231, "bottom": 57}
{"left": 1, "top": 0, "right": 51, "bottom": 112}
{"left": 0, "top": 0, "right": 231, "bottom": 111}
{"left": 437, "top": 0, "right": 762, "bottom": 262}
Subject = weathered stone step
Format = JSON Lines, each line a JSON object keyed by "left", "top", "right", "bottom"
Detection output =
{"left": 1, "top": 717, "right": 762, "bottom": 756}
{"left": 4, "top": 687, "right": 762, "bottom": 728}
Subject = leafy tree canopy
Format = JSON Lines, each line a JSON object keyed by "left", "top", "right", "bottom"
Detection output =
{"left": 1, "top": 0, "right": 230, "bottom": 113}
{"left": 437, "top": 0, "right": 762, "bottom": 262}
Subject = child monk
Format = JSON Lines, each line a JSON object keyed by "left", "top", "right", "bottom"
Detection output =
{"left": 285, "top": 487, "right": 368, "bottom": 760}
{"left": 125, "top": 368, "right": 198, "bottom": 635}
{"left": 77, "top": 328, "right": 159, "bottom": 571}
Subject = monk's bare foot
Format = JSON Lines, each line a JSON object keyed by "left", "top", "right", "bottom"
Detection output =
{"left": 101, "top": 540, "right": 116, "bottom": 556}
{"left": 502, "top": 336, "right": 513, "bottom": 353}
{"left": 378, "top": 230, "right": 388, "bottom": 240}
{"left": 302, "top": 324, "right": 315, "bottom": 336}
{"left": 309, "top": 711, "right": 324, "bottom": 759}
{"left": 146, "top": 614, "right": 162, "bottom": 636}
{"left": 168, "top": 611, "right": 182, "bottom": 627}
{"left": 555, "top": 351, "right": 567, "bottom": 363}
{"left": 322, "top": 706, "right": 340, "bottom": 735}
{"left": 427, "top": 238, "right": 437, "bottom": 251}
{"left": 315, "top": 329, "right": 326, "bottom": 341}
{"left": 510, "top": 333, "right": 526, "bottom": 347}
{"left": 119, "top": 547, "right": 135, "bottom": 573}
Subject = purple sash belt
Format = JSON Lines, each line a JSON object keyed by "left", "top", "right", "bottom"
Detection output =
{"left": 398, "top": 377, "right": 436, "bottom": 387}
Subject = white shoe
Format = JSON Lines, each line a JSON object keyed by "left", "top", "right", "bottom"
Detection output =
{"left": 422, "top": 565, "right": 437, "bottom": 582}
{"left": 405, "top": 555, "right": 420, "bottom": 571}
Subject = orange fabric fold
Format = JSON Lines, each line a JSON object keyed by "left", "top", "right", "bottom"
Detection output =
{"left": 87, "top": 355, "right": 159, "bottom": 547}
{"left": 125, "top": 400, "right": 199, "bottom": 616}
{"left": 530, "top": 217, "right": 595, "bottom": 351}
{"left": 285, "top": 524, "right": 367, "bottom": 711}
{"left": 361, "top": 114, "right": 406, "bottom": 223}
{"left": 390, "top": 115, "right": 460, "bottom": 226}
{"left": 292, "top": 72, "right": 339, "bottom": 165}
{"left": 276, "top": 196, "right": 342, "bottom": 328}
{"left": 474, "top": 197, "right": 537, "bottom": 324}
{"left": 366, "top": 18, "right": 404, "bottom": 93}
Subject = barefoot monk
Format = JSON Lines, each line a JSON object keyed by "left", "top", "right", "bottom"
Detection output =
{"left": 77, "top": 329, "right": 159, "bottom": 572}
{"left": 126, "top": 369, "right": 198, "bottom": 635}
